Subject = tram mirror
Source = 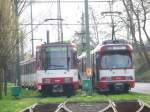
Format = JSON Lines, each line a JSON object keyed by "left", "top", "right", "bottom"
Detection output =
{"left": 44, "top": 51, "right": 48, "bottom": 71}
{"left": 67, "top": 57, "right": 70, "bottom": 70}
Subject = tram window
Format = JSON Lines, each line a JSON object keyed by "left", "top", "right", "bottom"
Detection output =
{"left": 33, "top": 62, "right": 36, "bottom": 73}
{"left": 30, "top": 63, "right": 32, "bottom": 73}
{"left": 96, "top": 53, "right": 100, "bottom": 67}
{"left": 32, "top": 62, "right": 33, "bottom": 73}
{"left": 28, "top": 64, "right": 30, "bottom": 74}
{"left": 22, "top": 65, "right": 24, "bottom": 75}
{"left": 27, "top": 64, "right": 29, "bottom": 74}
{"left": 22, "top": 66, "right": 24, "bottom": 75}
{"left": 21, "top": 66, "right": 22, "bottom": 75}
{"left": 28, "top": 64, "right": 29, "bottom": 74}
{"left": 29, "top": 64, "right": 30, "bottom": 74}
{"left": 25, "top": 65, "right": 27, "bottom": 74}
{"left": 23, "top": 65, "right": 24, "bottom": 74}
{"left": 101, "top": 51, "right": 132, "bottom": 69}
{"left": 72, "top": 51, "right": 77, "bottom": 68}
{"left": 20, "top": 66, "right": 22, "bottom": 75}
{"left": 36, "top": 51, "right": 41, "bottom": 70}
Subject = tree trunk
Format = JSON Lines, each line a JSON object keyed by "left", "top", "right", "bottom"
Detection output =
{"left": 0, "top": 68, "right": 3, "bottom": 99}
{"left": 4, "top": 67, "right": 7, "bottom": 96}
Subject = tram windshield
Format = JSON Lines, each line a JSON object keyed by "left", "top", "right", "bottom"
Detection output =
{"left": 101, "top": 51, "right": 132, "bottom": 69}
{"left": 43, "top": 46, "right": 68, "bottom": 69}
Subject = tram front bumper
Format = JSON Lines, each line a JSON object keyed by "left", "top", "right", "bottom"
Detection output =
{"left": 99, "top": 81, "right": 135, "bottom": 92}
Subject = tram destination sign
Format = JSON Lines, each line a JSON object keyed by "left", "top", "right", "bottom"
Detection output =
{"left": 106, "top": 46, "right": 127, "bottom": 51}
{"left": 45, "top": 47, "right": 67, "bottom": 52}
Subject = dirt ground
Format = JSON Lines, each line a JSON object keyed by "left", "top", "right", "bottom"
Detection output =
{"left": 22, "top": 101, "right": 150, "bottom": 112}
{"left": 65, "top": 102, "right": 109, "bottom": 112}
{"left": 23, "top": 103, "right": 59, "bottom": 112}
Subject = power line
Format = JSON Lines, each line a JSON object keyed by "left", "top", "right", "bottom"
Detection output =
{"left": 19, "top": 0, "right": 112, "bottom": 3}
{"left": 20, "top": 23, "right": 111, "bottom": 25}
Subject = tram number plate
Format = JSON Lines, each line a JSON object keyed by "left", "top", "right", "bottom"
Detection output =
{"left": 114, "top": 83, "right": 124, "bottom": 90}
{"left": 115, "top": 83, "right": 123, "bottom": 86}
{"left": 52, "top": 85, "right": 63, "bottom": 93}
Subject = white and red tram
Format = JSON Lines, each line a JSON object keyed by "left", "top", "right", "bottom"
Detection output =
{"left": 20, "top": 42, "right": 79, "bottom": 96}
{"left": 78, "top": 40, "right": 135, "bottom": 92}
{"left": 93, "top": 40, "right": 135, "bottom": 92}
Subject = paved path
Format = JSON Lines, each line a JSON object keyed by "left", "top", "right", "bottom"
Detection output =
{"left": 131, "top": 82, "right": 150, "bottom": 95}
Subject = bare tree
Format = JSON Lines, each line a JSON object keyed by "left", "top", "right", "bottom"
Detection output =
{"left": 140, "top": 0, "right": 150, "bottom": 44}
{"left": 129, "top": 0, "right": 150, "bottom": 66}
{"left": 91, "top": 9, "right": 99, "bottom": 45}
{"left": 0, "top": 0, "right": 23, "bottom": 99}
{"left": 122, "top": 0, "right": 146, "bottom": 66}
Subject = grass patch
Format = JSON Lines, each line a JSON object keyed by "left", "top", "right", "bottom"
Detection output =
{"left": 0, "top": 84, "right": 150, "bottom": 112}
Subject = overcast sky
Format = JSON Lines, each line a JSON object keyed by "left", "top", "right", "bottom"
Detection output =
{"left": 19, "top": 0, "right": 113, "bottom": 53}
{"left": 19, "top": 0, "right": 149, "bottom": 54}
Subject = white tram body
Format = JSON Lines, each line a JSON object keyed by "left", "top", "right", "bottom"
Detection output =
{"left": 78, "top": 40, "right": 135, "bottom": 92}
{"left": 20, "top": 42, "right": 79, "bottom": 96}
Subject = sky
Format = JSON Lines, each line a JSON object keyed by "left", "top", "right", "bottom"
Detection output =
{"left": 19, "top": 0, "right": 114, "bottom": 53}
{"left": 19, "top": 0, "right": 149, "bottom": 54}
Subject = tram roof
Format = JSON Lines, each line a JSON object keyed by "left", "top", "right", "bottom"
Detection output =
{"left": 36, "top": 42, "right": 76, "bottom": 48}
{"left": 78, "top": 43, "right": 133, "bottom": 59}
{"left": 93, "top": 43, "right": 133, "bottom": 53}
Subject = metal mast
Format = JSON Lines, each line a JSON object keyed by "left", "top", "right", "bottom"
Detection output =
{"left": 14, "top": 0, "right": 20, "bottom": 86}
{"left": 30, "top": 0, "right": 34, "bottom": 56}
{"left": 57, "top": 0, "right": 63, "bottom": 42}
{"left": 84, "top": 0, "right": 92, "bottom": 95}
{"left": 109, "top": 0, "right": 115, "bottom": 40}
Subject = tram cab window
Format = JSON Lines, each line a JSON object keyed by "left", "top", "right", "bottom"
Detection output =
{"left": 101, "top": 51, "right": 132, "bottom": 69}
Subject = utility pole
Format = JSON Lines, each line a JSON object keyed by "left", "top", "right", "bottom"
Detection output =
{"left": 57, "top": 0, "right": 63, "bottom": 42}
{"left": 14, "top": 0, "right": 20, "bottom": 86}
{"left": 109, "top": 0, "right": 115, "bottom": 40}
{"left": 84, "top": 0, "right": 92, "bottom": 95}
{"left": 81, "top": 13, "right": 86, "bottom": 51}
{"left": 30, "top": 0, "right": 34, "bottom": 57}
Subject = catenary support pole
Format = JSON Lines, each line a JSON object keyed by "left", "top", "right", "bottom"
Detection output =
{"left": 30, "top": 0, "right": 34, "bottom": 57}
{"left": 14, "top": 0, "right": 20, "bottom": 86}
{"left": 84, "top": 0, "right": 92, "bottom": 95}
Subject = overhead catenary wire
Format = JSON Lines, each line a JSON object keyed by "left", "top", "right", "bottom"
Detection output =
{"left": 20, "top": 23, "right": 115, "bottom": 25}
{"left": 19, "top": 0, "right": 114, "bottom": 3}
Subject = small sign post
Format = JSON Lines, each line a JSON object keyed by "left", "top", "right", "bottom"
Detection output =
{"left": 82, "top": 67, "right": 92, "bottom": 95}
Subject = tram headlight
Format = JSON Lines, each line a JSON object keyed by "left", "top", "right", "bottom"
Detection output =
{"left": 64, "top": 77, "right": 72, "bottom": 83}
{"left": 126, "top": 76, "right": 133, "bottom": 80}
{"left": 43, "top": 78, "right": 51, "bottom": 84}
{"left": 100, "top": 77, "right": 111, "bottom": 81}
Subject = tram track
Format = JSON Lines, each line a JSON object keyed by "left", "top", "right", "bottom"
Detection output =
{"left": 20, "top": 89, "right": 150, "bottom": 112}
{"left": 21, "top": 95, "right": 150, "bottom": 112}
